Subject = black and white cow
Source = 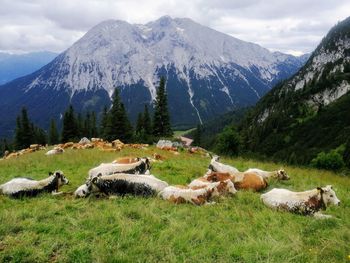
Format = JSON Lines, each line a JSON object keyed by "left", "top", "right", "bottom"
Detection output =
{"left": 88, "top": 157, "right": 151, "bottom": 178}
{"left": 0, "top": 171, "right": 69, "bottom": 198}
{"left": 74, "top": 173, "right": 168, "bottom": 198}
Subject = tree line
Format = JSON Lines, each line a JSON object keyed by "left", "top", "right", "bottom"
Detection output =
{"left": 0, "top": 76, "right": 172, "bottom": 154}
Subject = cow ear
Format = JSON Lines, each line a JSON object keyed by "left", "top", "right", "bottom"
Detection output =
{"left": 317, "top": 187, "right": 324, "bottom": 193}
{"left": 92, "top": 177, "right": 98, "bottom": 184}
{"left": 49, "top": 172, "right": 53, "bottom": 176}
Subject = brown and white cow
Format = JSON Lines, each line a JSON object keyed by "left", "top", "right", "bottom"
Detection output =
{"left": 188, "top": 178, "right": 237, "bottom": 196}
{"left": 203, "top": 171, "right": 268, "bottom": 191}
{"left": 245, "top": 168, "right": 290, "bottom": 180}
{"left": 261, "top": 185, "right": 340, "bottom": 218}
{"left": 159, "top": 182, "right": 222, "bottom": 205}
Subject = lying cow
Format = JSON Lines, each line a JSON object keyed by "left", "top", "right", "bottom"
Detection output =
{"left": 74, "top": 173, "right": 168, "bottom": 198}
{"left": 188, "top": 177, "right": 237, "bottom": 196}
{"left": 261, "top": 185, "right": 340, "bottom": 218}
{"left": 209, "top": 155, "right": 239, "bottom": 174}
{"left": 204, "top": 171, "right": 268, "bottom": 191}
{"left": 0, "top": 171, "right": 69, "bottom": 198}
{"left": 45, "top": 147, "right": 64, "bottom": 156}
{"left": 88, "top": 157, "right": 151, "bottom": 178}
{"left": 159, "top": 182, "right": 222, "bottom": 206}
{"left": 245, "top": 168, "right": 290, "bottom": 180}
{"left": 112, "top": 157, "right": 140, "bottom": 164}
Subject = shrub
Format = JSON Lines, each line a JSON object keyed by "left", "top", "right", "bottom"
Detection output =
{"left": 215, "top": 126, "right": 241, "bottom": 156}
{"left": 310, "top": 149, "right": 345, "bottom": 170}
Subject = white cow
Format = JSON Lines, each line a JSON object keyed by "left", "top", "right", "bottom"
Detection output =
{"left": 88, "top": 157, "right": 150, "bottom": 178}
{"left": 209, "top": 155, "right": 239, "bottom": 174}
{"left": 261, "top": 185, "right": 340, "bottom": 218}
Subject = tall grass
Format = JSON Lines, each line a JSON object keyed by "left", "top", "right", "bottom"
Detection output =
{"left": 0, "top": 148, "right": 349, "bottom": 262}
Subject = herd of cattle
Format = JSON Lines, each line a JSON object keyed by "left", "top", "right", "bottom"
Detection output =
{"left": 0, "top": 154, "right": 340, "bottom": 218}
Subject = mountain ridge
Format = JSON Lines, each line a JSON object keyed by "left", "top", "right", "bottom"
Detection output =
{"left": 0, "top": 16, "right": 306, "bottom": 137}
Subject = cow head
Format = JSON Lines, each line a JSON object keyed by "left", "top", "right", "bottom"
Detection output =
{"left": 277, "top": 169, "right": 290, "bottom": 180}
{"left": 318, "top": 185, "right": 340, "bottom": 207}
{"left": 74, "top": 184, "right": 90, "bottom": 198}
{"left": 50, "top": 171, "right": 69, "bottom": 186}
{"left": 216, "top": 179, "right": 237, "bottom": 195}
{"left": 141, "top": 157, "right": 151, "bottom": 171}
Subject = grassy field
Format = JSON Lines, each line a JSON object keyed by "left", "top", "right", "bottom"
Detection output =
{"left": 0, "top": 147, "right": 349, "bottom": 263}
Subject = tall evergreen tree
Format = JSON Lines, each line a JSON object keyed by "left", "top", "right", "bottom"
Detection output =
{"left": 49, "top": 119, "right": 59, "bottom": 145}
{"left": 91, "top": 112, "right": 98, "bottom": 138}
{"left": 105, "top": 88, "right": 133, "bottom": 142}
{"left": 14, "top": 116, "right": 23, "bottom": 150}
{"left": 21, "top": 108, "right": 34, "bottom": 148}
{"left": 34, "top": 127, "right": 47, "bottom": 145}
{"left": 61, "top": 105, "right": 79, "bottom": 142}
{"left": 143, "top": 104, "right": 152, "bottom": 136}
{"left": 153, "top": 77, "right": 172, "bottom": 137}
{"left": 100, "top": 106, "right": 109, "bottom": 140}
{"left": 136, "top": 112, "right": 144, "bottom": 135}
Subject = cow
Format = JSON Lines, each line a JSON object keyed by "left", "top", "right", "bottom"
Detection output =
{"left": 45, "top": 147, "right": 64, "bottom": 156}
{"left": 88, "top": 157, "right": 151, "bottom": 178}
{"left": 158, "top": 182, "right": 222, "bottom": 205}
{"left": 188, "top": 177, "right": 237, "bottom": 196}
{"left": 208, "top": 155, "right": 239, "bottom": 174}
{"left": 204, "top": 171, "right": 268, "bottom": 191}
{"left": 112, "top": 157, "right": 140, "bottom": 164}
{"left": 0, "top": 171, "right": 69, "bottom": 198}
{"left": 74, "top": 173, "right": 168, "bottom": 198}
{"left": 245, "top": 168, "right": 290, "bottom": 180}
{"left": 261, "top": 185, "right": 340, "bottom": 218}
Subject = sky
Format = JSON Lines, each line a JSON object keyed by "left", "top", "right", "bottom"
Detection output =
{"left": 0, "top": 0, "right": 349, "bottom": 56}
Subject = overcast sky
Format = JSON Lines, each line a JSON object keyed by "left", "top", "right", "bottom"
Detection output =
{"left": 1, "top": 0, "right": 349, "bottom": 56}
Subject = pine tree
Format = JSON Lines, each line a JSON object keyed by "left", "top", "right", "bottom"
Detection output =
{"left": 49, "top": 119, "right": 59, "bottom": 145}
{"left": 100, "top": 106, "right": 109, "bottom": 140}
{"left": 91, "top": 112, "right": 98, "bottom": 138}
{"left": 83, "top": 112, "right": 91, "bottom": 138}
{"left": 153, "top": 77, "right": 172, "bottom": 137}
{"left": 143, "top": 104, "right": 152, "bottom": 137}
{"left": 21, "top": 108, "right": 34, "bottom": 148}
{"left": 136, "top": 112, "right": 144, "bottom": 134}
{"left": 61, "top": 105, "right": 79, "bottom": 142}
{"left": 105, "top": 88, "right": 133, "bottom": 142}
{"left": 14, "top": 116, "right": 23, "bottom": 150}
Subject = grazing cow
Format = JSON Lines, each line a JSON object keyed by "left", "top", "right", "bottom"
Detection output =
{"left": 75, "top": 173, "right": 168, "bottom": 198}
{"left": 188, "top": 177, "right": 237, "bottom": 196}
{"left": 209, "top": 155, "right": 239, "bottom": 174}
{"left": 204, "top": 171, "right": 267, "bottom": 191}
{"left": 88, "top": 157, "right": 151, "bottom": 178}
{"left": 45, "top": 147, "right": 64, "bottom": 156}
{"left": 261, "top": 185, "right": 340, "bottom": 218}
{"left": 245, "top": 168, "right": 290, "bottom": 180}
{"left": 159, "top": 182, "right": 222, "bottom": 205}
{"left": 0, "top": 171, "right": 69, "bottom": 198}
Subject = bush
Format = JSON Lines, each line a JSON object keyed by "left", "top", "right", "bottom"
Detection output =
{"left": 215, "top": 126, "right": 241, "bottom": 156}
{"left": 310, "top": 149, "right": 345, "bottom": 170}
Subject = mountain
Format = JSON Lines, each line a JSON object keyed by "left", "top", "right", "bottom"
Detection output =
{"left": 0, "top": 16, "right": 306, "bottom": 138}
{"left": 239, "top": 17, "right": 350, "bottom": 164}
{"left": 0, "top": 51, "right": 57, "bottom": 85}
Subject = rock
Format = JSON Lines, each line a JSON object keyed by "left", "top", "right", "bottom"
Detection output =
{"left": 79, "top": 137, "right": 91, "bottom": 145}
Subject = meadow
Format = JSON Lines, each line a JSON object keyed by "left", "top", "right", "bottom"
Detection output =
{"left": 0, "top": 147, "right": 349, "bottom": 263}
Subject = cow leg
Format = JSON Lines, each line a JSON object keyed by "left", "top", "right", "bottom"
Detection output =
{"left": 51, "top": 191, "right": 63, "bottom": 196}
{"left": 313, "top": 212, "right": 333, "bottom": 219}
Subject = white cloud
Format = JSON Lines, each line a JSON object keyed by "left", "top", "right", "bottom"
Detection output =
{"left": 0, "top": 0, "right": 349, "bottom": 55}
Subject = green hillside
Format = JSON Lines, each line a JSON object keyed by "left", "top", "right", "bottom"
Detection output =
{"left": 0, "top": 147, "right": 349, "bottom": 262}
{"left": 239, "top": 17, "right": 350, "bottom": 165}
